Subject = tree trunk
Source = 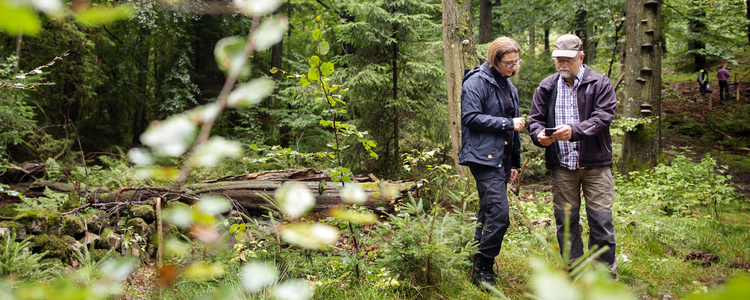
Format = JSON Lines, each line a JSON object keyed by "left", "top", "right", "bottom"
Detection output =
{"left": 441, "top": 0, "right": 480, "bottom": 177}
{"left": 479, "top": 0, "right": 493, "bottom": 44}
{"left": 13, "top": 32, "right": 21, "bottom": 75}
{"left": 621, "top": 0, "right": 662, "bottom": 174}
{"left": 543, "top": 27, "right": 550, "bottom": 53}
{"left": 747, "top": 0, "right": 750, "bottom": 46}
{"left": 575, "top": 4, "right": 590, "bottom": 64}
{"left": 688, "top": 7, "right": 707, "bottom": 71}
{"left": 392, "top": 38, "right": 399, "bottom": 178}
{"left": 528, "top": 14, "right": 536, "bottom": 57}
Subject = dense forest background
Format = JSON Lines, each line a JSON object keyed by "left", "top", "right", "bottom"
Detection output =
{"left": 1, "top": 1, "right": 750, "bottom": 299}
{"left": 3, "top": 0, "right": 747, "bottom": 179}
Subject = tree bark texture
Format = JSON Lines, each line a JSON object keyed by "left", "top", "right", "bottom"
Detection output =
{"left": 441, "top": 0, "right": 480, "bottom": 177}
{"left": 479, "top": 0, "right": 493, "bottom": 44}
{"left": 622, "top": 0, "right": 662, "bottom": 174}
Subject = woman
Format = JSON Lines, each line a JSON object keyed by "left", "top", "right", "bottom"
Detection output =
{"left": 458, "top": 36, "right": 525, "bottom": 287}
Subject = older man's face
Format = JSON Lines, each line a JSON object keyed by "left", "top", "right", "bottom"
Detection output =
{"left": 555, "top": 54, "right": 584, "bottom": 79}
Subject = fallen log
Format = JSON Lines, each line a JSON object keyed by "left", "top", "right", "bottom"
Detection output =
{"left": 27, "top": 169, "right": 414, "bottom": 215}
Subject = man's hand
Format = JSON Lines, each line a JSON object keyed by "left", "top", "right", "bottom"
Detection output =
{"left": 510, "top": 168, "right": 518, "bottom": 183}
{"left": 513, "top": 117, "right": 526, "bottom": 131}
{"left": 537, "top": 130, "right": 555, "bottom": 146}
{"left": 551, "top": 125, "right": 572, "bottom": 141}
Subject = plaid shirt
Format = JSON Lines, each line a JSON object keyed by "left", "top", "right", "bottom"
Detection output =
{"left": 555, "top": 66, "right": 585, "bottom": 170}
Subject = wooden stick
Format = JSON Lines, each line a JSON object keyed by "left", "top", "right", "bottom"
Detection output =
{"left": 156, "top": 197, "right": 163, "bottom": 270}
{"left": 736, "top": 74, "right": 740, "bottom": 102}
{"left": 511, "top": 157, "right": 531, "bottom": 195}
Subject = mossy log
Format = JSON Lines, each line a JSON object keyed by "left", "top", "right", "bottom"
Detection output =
{"left": 27, "top": 169, "right": 413, "bottom": 214}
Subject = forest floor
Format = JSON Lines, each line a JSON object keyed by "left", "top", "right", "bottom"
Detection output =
{"left": 661, "top": 79, "right": 750, "bottom": 198}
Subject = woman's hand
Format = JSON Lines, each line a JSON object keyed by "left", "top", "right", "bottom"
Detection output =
{"left": 513, "top": 117, "right": 526, "bottom": 131}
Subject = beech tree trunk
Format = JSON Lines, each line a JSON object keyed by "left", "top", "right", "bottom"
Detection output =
{"left": 441, "top": 0, "right": 480, "bottom": 177}
{"left": 622, "top": 0, "right": 662, "bottom": 174}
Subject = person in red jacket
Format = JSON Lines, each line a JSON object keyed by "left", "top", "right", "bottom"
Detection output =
{"left": 717, "top": 65, "right": 731, "bottom": 101}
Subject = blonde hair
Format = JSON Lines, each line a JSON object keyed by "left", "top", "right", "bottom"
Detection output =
{"left": 486, "top": 36, "right": 521, "bottom": 69}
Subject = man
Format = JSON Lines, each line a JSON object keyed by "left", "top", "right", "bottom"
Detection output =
{"left": 717, "top": 65, "right": 730, "bottom": 101}
{"left": 698, "top": 67, "right": 710, "bottom": 94}
{"left": 528, "top": 34, "right": 617, "bottom": 274}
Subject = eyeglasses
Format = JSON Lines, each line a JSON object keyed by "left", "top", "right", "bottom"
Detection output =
{"left": 500, "top": 58, "right": 522, "bottom": 68}
{"left": 555, "top": 56, "right": 581, "bottom": 65}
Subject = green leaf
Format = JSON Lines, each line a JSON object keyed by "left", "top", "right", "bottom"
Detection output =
{"left": 195, "top": 196, "right": 232, "bottom": 215}
{"left": 275, "top": 182, "right": 315, "bottom": 218}
{"left": 274, "top": 279, "right": 313, "bottom": 300}
{"left": 341, "top": 175, "right": 351, "bottom": 182}
{"left": 250, "top": 144, "right": 259, "bottom": 150}
{"left": 270, "top": 67, "right": 278, "bottom": 74}
{"left": 280, "top": 223, "right": 339, "bottom": 249}
{"left": 75, "top": 5, "right": 135, "bottom": 26}
{"left": 300, "top": 76, "right": 311, "bottom": 86}
{"left": 214, "top": 36, "right": 248, "bottom": 75}
{"left": 318, "top": 41, "right": 330, "bottom": 56}
{"left": 99, "top": 256, "right": 138, "bottom": 282}
{"left": 341, "top": 183, "right": 367, "bottom": 204}
{"left": 331, "top": 209, "right": 378, "bottom": 224}
{"left": 192, "top": 136, "right": 243, "bottom": 167}
{"left": 308, "top": 67, "right": 320, "bottom": 81}
{"left": 321, "top": 62, "right": 334, "bottom": 76}
{"left": 227, "top": 77, "right": 275, "bottom": 107}
{"left": 308, "top": 56, "right": 320, "bottom": 67}
{"left": 140, "top": 115, "right": 197, "bottom": 157}
{"left": 183, "top": 262, "right": 224, "bottom": 280}
{"left": 163, "top": 206, "right": 193, "bottom": 229}
{"left": 128, "top": 148, "right": 154, "bottom": 166}
{"left": 241, "top": 262, "right": 278, "bottom": 293}
{"left": 251, "top": 15, "right": 288, "bottom": 52}
{"left": 312, "top": 29, "right": 322, "bottom": 41}
{"left": 0, "top": 0, "right": 40, "bottom": 35}
{"left": 235, "top": 0, "right": 283, "bottom": 16}
{"left": 229, "top": 224, "right": 239, "bottom": 233}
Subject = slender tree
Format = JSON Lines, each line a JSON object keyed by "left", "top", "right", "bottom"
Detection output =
{"left": 622, "top": 0, "right": 662, "bottom": 173}
{"left": 441, "top": 0, "right": 480, "bottom": 177}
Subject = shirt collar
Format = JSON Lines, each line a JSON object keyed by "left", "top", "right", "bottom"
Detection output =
{"left": 574, "top": 65, "right": 585, "bottom": 83}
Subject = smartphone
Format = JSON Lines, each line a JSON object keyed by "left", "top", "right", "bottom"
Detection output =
{"left": 544, "top": 128, "right": 557, "bottom": 136}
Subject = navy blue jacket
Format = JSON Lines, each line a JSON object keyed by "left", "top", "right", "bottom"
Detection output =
{"left": 458, "top": 61, "right": 521, "bottom": 169}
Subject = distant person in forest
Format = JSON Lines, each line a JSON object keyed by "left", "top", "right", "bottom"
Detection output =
{"left": 527, "top": 34, "right": 618, "bottom": 276}
{"left": 458, "top": 36, "right": 525, "bottom": 288}
{"left": 698, "top": 67, "right": 710, "bottom": 94}
{"left": 717, "top": 64, "right": 731, "bottom": 101}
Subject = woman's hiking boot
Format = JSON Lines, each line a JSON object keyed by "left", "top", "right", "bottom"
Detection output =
{"left": 472, "top": 254, "right": 496, "bottom": 288}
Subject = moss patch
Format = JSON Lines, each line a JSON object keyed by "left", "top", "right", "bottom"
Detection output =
{"left": 61, "top": 214, "right": 85, "bottom": 236}
{"left": 129, "top": 204, "right": 155, "bottom": 222}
